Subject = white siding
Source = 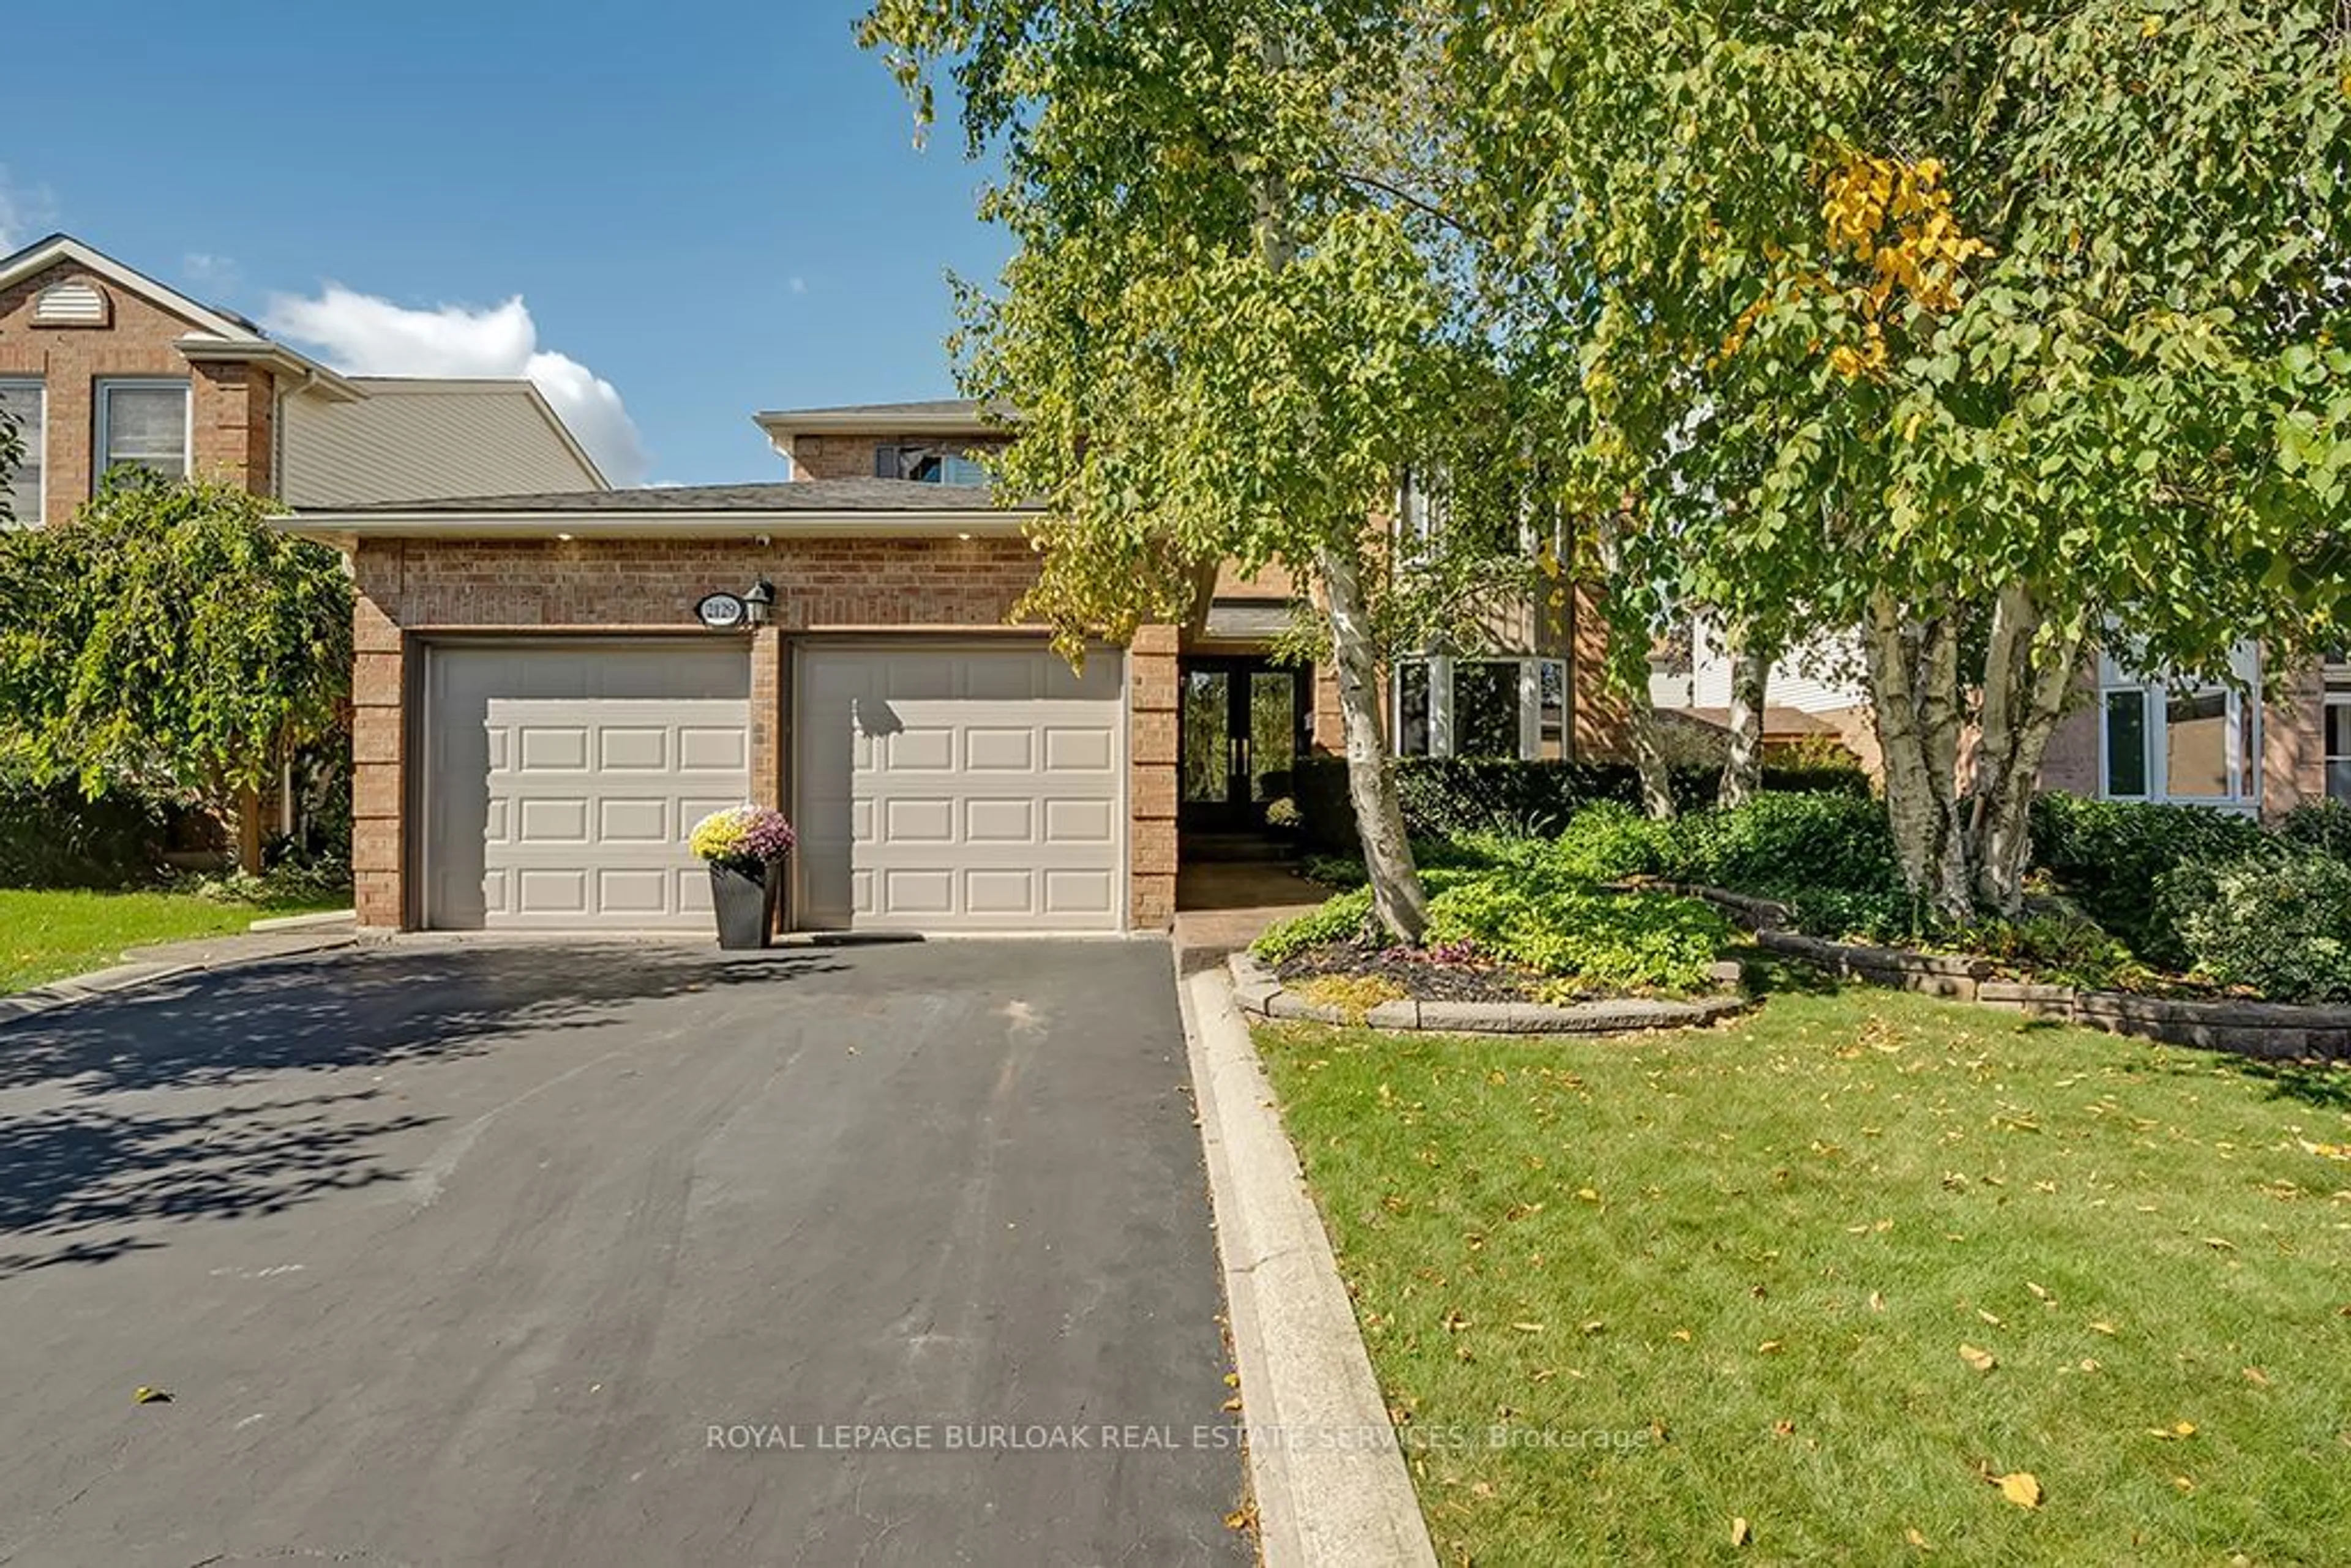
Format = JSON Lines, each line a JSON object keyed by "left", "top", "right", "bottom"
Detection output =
{"left": 280, "top": 379, "right": 605, "bottom": 506}
{"left": 1679, "top": 621, "right": 1869, "bottom": 714}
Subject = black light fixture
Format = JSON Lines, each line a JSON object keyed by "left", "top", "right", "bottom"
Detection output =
{"left": 743, "top": 578, "right": 776, "bottom": 628}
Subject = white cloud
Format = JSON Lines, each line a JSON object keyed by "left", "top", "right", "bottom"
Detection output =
{"left": 263, "top": 283, "right": 649, "bottom": 486}
{"left": 182, "top": 252, "right": 242, "bottom": 293}
{"left": 0, "top": 167, "right": 58, "bottom": 256}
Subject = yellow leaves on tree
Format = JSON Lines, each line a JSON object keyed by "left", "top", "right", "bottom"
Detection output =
{"left": 1817, "top": 153, "right": 1994, "bottom": 380}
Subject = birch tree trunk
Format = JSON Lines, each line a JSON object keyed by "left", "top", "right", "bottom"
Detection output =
{"left": 1319, "top": 540, "right": 1429, "bottom": 942}
{"left": 1597, "top": 513, "right": 1676, "bottom": 819}
{"left": 1719, "top": 627, "right": 1768, "bottom": 810}
{"left": 1246, "top": 26, "right": 1422, "bottom": 942}
{"left": 1864, "top": 591, "right": 1971, "bottom": 921}
{"left": 1967, "top": 582, "right": 2086, "bottom": 913}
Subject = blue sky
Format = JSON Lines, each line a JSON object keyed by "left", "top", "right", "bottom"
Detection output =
{"left": 1, "top": 0, "right": 1010, "bottom": 486}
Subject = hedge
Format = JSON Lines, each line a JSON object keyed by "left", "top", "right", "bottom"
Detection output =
{"left": 1292, "top": 754, "right": 1871, "bottom": 850}
{"left": 0, "top": 774, "right": 170, "bottom": 888}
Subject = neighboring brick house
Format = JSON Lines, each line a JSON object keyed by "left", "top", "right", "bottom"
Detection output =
{"left": 0, "top": 233, "right": 606, "bottom": 529}
{"left": 280, "top": 398, "right": 1592, "bottom": 935}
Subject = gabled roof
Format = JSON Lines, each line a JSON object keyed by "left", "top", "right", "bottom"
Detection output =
{"left": 274, "top": 478, "right": 1034, "bottom": 541}
{"left": 0, "top": 232, "right": 359, "bottom": 399}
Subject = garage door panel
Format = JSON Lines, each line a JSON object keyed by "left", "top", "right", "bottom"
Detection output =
{"left": 797, "top": 643, "right": 1124, "bottom": 932}
{"left": 427, "top": 647, "right": 750, "bottom": 931}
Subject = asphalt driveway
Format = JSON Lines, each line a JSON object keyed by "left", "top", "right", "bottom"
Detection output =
{"left": 0, "top": 939, "right": 1247, "bottom": 1566}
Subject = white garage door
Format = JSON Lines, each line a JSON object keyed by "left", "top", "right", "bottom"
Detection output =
{"left": 795, "top": 642, "right": 1126, "bottom": 932}
{"left": 424, "top": 642, "right": 752, "bottom": 930}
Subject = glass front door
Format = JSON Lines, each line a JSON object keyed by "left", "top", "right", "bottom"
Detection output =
{"left": 1179, "top": 658, "right": 1307, "bottom": 831}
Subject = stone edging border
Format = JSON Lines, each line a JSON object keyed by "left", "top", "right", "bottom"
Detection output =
{"left": 1226, "top": 950, "right": 1751, "bottom": 1034}
{"left": 1652, "top": 882, "right": 2351, "bottom": 1064}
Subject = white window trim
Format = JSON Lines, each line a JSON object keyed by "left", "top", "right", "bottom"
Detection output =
{"left": 2096, "top": 644, "right": 2263, "bottom": 811}
{"left": 2325, "top": 694, "right": 2351, "bottom": 805}
{"left": 1394, "top": 655, "right": 1569, "bottom": 762}
{"left": 0, "top": 377, "right": 43, "bottom": 526}
{"left": 93, "top": 377, "right": 193, "bottom": 487}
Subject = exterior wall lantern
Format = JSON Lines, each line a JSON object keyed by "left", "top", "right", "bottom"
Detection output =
{"left": 743, "top": 579, "right": 776, "bottom": 628}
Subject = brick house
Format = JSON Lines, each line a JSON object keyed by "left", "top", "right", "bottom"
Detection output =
{"left": 0, "top": 233, "right": 606, "bottom": 528}
{"left": 280, "top": 399, "right": 1598, "bottom": 935}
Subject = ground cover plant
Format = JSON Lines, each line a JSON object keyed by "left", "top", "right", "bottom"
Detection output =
{"left": 1258, "top": 977, "right": 2351, "bottom": 1564}
{"left": 1294, "top": 792, "right": 2351, "bottom": 1005}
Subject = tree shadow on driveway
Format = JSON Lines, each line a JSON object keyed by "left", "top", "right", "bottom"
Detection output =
{"left": 0, "top": 943, "right": 845, "bottom": 1277}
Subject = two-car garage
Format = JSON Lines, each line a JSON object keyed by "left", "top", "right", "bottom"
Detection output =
{"left": 418, "top": 639, "right": 1127, "bottom": 934}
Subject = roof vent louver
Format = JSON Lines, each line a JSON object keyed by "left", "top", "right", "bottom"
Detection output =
{"left": 31, "top": 279, "right": 110, "bottom": 327}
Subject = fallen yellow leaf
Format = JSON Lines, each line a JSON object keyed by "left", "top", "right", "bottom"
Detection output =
{"left": 1731, "top": 1517, "right": 1752, "bottom": 1547}
{"left": 1905, "top": 1526, "right": 1930, "bottom": 1550}
{"left": 1758, "top": 1340, "right": 1785, "bottom": 1354}
{"left": 1998, "top": 1471, "right": 2043, "bottom": 1509}
{"left": 2090, "top": 1320, "right": 2118, "bottom": 1336}
{"left": 1960, "top": 1344, "right": 1998, "bottom": 1372}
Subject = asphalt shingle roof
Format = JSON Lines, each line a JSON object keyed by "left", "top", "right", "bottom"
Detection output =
{"left": 309, "top": 478, "right": 1030, "bottom": 516}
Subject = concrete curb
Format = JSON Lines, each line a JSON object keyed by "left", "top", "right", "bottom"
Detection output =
{"left": 1177, "top": 964, "right": 1438, "bottom": 1568}
{"left": 0, "top": 932, "right": 358, "bottom": 1027}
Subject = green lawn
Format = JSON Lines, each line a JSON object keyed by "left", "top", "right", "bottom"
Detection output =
{"left": 1258, "top": 972, "right": 2351, "bottom": 1566}
{"left": 0, "top": 887, "right": 350, "bottom": 993}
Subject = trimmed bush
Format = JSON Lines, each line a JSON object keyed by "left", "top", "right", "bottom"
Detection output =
{"left": 1293, "top": 755, "right": 1869, "bottom": 850}
{"left": 2030, "top": 793, "right": 2276, "bottom": 966}
{"left": 1654, "top": 792, "right": 1900, "bottom": 895}
{"left": 2159, "top": 852, "right": 2351, "bottom": 1003}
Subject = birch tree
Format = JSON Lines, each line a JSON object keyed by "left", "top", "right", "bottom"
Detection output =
{"left": 861, "top": 0, "right": 1520, "bottom": 942}
{"left": 1454, "top": 0, "right": 2351, "bottom": 915}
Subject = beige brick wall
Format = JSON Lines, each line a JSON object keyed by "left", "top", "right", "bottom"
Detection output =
{"left": 348, "top": 535, "right": 1178, "bottom": 931}
{"left": 0, "top": 261, "right": 276, "bottom": 525}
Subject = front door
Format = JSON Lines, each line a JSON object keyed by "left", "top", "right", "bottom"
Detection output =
{"left": 1179, "top": 658, "right": 1309, "bottom": 832}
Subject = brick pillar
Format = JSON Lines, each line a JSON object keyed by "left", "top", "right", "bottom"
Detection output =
{"left": 749, "top": 627, "right": 785, "bottom": 812}
{"left": 350, "top": 570, "right": 407, "bottom": 930}
{"left": 1128, "top": 623, "right": 1179, "bottom": 929}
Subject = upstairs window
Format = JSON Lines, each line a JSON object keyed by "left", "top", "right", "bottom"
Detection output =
{"left": 0, "top": 378, "right": 43, "bottom": 523}
{"left": 874, "top": 443, "right": 989, "bottom": 485}
{"left": 96, "top": 380, "right": 190, "bottom": 482}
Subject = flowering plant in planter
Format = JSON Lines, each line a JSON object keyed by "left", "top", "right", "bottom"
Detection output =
{"left": 689, "top": 805, "right": 797, "bottom": 874}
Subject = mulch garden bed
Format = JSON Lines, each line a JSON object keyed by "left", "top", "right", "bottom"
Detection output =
{"left": 1274, "top": 942, "right": 1547, "bottom": 1003}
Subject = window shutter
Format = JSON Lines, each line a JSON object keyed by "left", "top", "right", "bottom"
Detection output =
{"left": 873, "top": 444, "right": 901, "bottom": 479}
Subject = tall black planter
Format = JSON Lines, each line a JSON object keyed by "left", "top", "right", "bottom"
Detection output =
{"left": 709, "top": 861, "right": 781, "bottom": 950}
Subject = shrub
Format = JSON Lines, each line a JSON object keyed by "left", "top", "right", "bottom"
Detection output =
{"left": 2030, "top": 793, "right": 2276, "bottom": 966}
{"left": 2278, "top": 799, "right": 2351, "bottom": 862}
{"left": 2160, "top": 852, "right": 2351, "bottom": 1003}
{"left": 1423, "top": 876, "right": 1733, "bottom": 994}
{"left": 1292, "top": 755, "right": 1870, "bottom": 850}
{"left": 1963, "top": 912, "right": 2140, "bottom": 991}
{"left": 1539, "top": 801, "right": 1672, "bottom": 882}
{"left": 0, "top": 771, "right": 169, "bottom": 888}
{"left": 1251, "top": 887, "right": 1380, "bottom": 962}
{"left": 1657, "top": 792, "right": 1900, "bottom": 895}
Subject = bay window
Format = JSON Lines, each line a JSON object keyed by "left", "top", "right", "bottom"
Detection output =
{"left": 1393, "top": 656, "right": 1569, "bottom": 761}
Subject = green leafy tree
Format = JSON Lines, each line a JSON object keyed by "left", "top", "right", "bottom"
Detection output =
{"left": 1453, "top": 0, "right": 2351, "bottom": 916}
{"left": 0, "top": 470, "right": 353, "bottom": 870}
{"left": 0, "top": 405, "right": 20, "bottom": 527}
{"left": 861, "top": 0, "right": 1542, "bottom": 941}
